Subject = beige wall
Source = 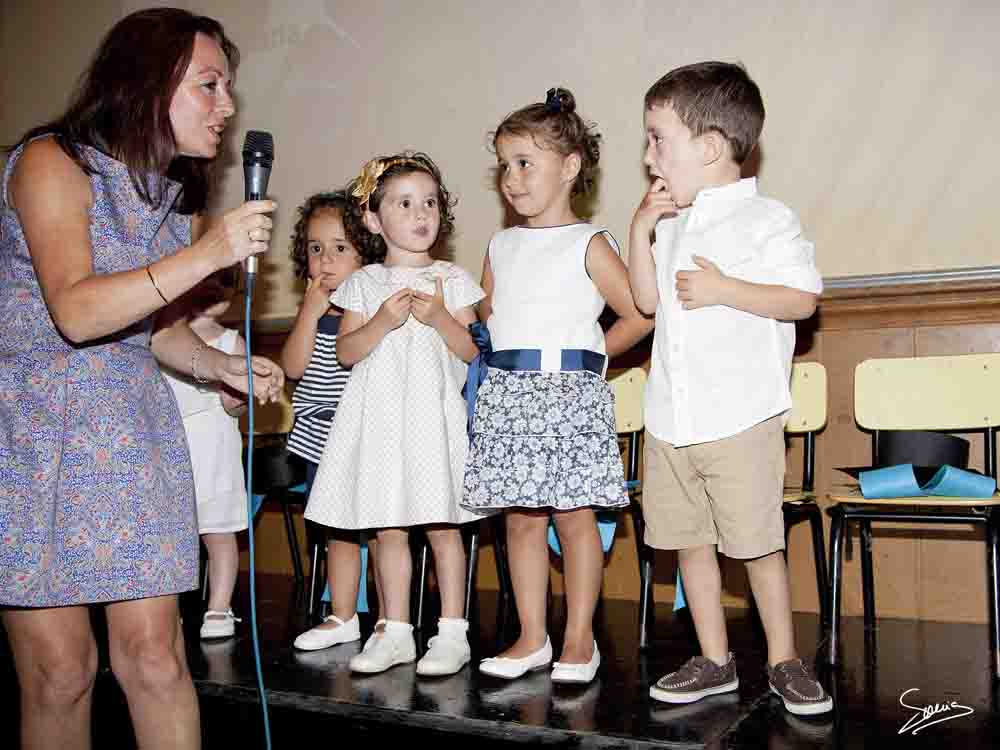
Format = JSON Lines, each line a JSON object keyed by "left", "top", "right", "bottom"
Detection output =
{"left": 4, "top": 0, "right": 999, "bottom": 321}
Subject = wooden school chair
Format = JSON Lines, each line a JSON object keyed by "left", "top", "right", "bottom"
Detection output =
{"left": 633, "top": 362, "right": 831, "bottom": 648}
{"left": 825, "top": 354, "right": 1000, "bottom": 679}
{"left": 239, "top": 386, "right": 308, "bottom": 584}
{"left": 781, "top": 362, "right": 831, "bottom": 625}
{"left": 605, "top": 367, "right": 653, "bottom": 648}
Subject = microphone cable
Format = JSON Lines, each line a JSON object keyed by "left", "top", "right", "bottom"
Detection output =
{"left": 243, "top": 270, "right": 273, "bottom": 749}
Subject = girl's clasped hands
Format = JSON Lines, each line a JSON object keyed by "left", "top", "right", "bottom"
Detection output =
{"left": 374, "top": 277, "right": 447, "bottom": 331}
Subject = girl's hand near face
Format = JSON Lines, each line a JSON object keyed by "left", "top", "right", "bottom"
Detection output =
{"left": 301, "top": 276, "right": 333, "bottom": 322}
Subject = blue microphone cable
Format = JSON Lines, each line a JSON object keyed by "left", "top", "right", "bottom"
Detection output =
{"left": 243, "top": 272, "right": 273, "bottom": 749}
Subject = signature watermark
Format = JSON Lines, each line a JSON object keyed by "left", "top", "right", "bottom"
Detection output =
{"left": 897, "top": 688, "right": 974, "bottom": 735}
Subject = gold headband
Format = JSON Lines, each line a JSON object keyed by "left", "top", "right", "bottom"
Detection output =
{"left": 351, "top": 156, "right": 427, "bottom": 210}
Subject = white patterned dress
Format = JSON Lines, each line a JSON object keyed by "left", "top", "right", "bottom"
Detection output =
{"left": 305, "top": 261, "right": 487, "bottom": 529}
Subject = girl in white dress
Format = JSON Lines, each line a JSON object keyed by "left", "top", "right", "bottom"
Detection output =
{"left": 163, "top": 268, "right": 248, "bottom": 639}
{"left": 305, "top": 152, "right": 485, "bottom": 676}
{"left": 464, "top": 89, "right": 653, "bottom": 684}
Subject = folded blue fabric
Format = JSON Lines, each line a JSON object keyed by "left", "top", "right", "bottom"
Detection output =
{"left": 860, "top": 464, "right": 996, "bottom": 499}
{"left": 674, "top": 571, "right": 687, "bottom": 611}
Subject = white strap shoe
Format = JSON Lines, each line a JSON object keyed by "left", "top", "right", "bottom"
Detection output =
{"left": 293, "top": 613, "right": 361, "bottom": 651}
{"left": 416, "top": 618, "right": 471, "bottom": 677}
{"left": 349, "top": 620, "right": 416, "bottom": 674}
{"left": 479, "top": 636, "right": 552, "bottom": 679}
{"left": 200, "top": 609, "right": 240, "bottom": 640}
{"left": 550, "top": 641, "right": 600, "bottom": 684}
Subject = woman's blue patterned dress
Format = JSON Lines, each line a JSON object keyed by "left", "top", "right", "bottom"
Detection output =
{"left": 0, "top": 140, "right": 199, "bottom": 606}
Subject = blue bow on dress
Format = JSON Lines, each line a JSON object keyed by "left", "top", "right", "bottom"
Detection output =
{"left": 463, "top": 321, "right": 492, "bottom": 436}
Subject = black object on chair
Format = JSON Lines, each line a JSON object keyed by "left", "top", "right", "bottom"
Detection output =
{"left": 244, "top": 440, "right": 308, "bottom": 584}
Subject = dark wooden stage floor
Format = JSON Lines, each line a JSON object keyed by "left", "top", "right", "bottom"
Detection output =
{"left": 2, "top": 573, "right": 999, "bottom": 749}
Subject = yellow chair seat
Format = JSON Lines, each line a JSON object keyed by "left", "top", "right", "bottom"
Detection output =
{"left": 783, "top": 489, "right": 816, "bottom": 504}
{"left": 829, "top": 484, "right": 1000, "bottom": 507}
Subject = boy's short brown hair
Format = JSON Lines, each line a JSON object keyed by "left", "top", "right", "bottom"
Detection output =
{"left": 645, "top": 61, "right": 764, "bottom": 165}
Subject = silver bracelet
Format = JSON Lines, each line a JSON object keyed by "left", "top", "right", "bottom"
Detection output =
{"left": 191, "top": 342, "right": 211, "bottom": 384}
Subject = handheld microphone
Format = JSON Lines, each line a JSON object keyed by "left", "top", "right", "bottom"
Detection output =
{"left": 241, "top": 130, "right": 274, "bottom": 279}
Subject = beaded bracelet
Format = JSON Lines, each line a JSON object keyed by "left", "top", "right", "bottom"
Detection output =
{"left": 146, "top": 265, "right": 168, "bottom": 304}
{"left": 191, "top": 342, "right": 211, "bottom": 384}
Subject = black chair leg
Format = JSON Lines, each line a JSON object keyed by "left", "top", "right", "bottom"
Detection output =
{"left": 638, "top": 557, "right": 653, "bottom": 650}
{"left": 200, "top": 543, "right": 210, "bottom": 603}
{"left": 828, "top": 507, "right": 845, "bottom": 665}
{"left": 308, "top": 537, "right": 324, "bottom": 619}
{"left": 465, "top": 530, "right": 479, "bottom": 620}
{"left": 414, "top": 537, "right": 429, "bottom": 630}
{"left": 493, "top": 515, "right": 512, "bottom": 609}
{"left": 280, "top": 498, "right": 305, "bottom": 584}
{"left": 808, "top": 505, "right": 830, "bottom": 625}
{"left": 629, "top": 497, "right": 646, "bottom": 575}
{"left": 987, "top": 511, "right": 1000, "bottom": 680}
{"left": 859, "top": 520, "right": 876, "bottom": 629}
{"left": 630, "top": 497, "right": 654, "bottom": 649}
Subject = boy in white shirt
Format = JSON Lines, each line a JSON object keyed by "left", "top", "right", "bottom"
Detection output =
{"left": 628, "top": 61, "right": 833, "bottom": 716}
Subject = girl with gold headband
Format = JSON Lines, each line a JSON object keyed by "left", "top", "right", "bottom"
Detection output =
{"left": 302, "top": 152, "right": 488, "bottom": 676}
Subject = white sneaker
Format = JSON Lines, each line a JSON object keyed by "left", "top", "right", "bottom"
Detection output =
{"left": 416, "top": 618, "right": 471, "bottom": 677}
{"left": 349, "top": 620, "right": 416, "bottom": 674}
{"left": 293, "top": 613, "right": 361, "bottom": 651}
{"left": 200, "top": 609, "right": 240, "bottom": 640}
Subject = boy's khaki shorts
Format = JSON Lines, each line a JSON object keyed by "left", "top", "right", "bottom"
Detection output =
{"left": 641, "top": 415, "right": 786, "bottom": 559}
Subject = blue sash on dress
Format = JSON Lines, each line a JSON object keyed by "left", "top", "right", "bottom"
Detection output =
{"left": 463, "top": 322, "right": 617, "bottom": 555}
{"left": 464, "top": 321, "right": 606, "bottom": 434}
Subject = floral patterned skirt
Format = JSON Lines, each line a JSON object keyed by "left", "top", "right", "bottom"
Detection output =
{"left": 462, "top": 369, "right": 628, "bottom": 510}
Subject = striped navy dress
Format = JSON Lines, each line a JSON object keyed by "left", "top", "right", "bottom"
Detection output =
{"left": 287, "top": 315, "right": 350, "bottom": 465}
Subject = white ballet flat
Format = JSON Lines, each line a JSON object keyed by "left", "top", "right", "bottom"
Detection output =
{"left": 293, "top": 613, "right": 361, "bottom": 651}
{"left": 479, "top": 636, "right": 552, "bottom": 679}
{"left": 550, "top": 641, "right": 600, "bottom": 684}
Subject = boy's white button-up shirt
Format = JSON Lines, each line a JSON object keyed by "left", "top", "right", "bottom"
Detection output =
{"left": 645, "top": 177, "right": 822, "bottom": 447}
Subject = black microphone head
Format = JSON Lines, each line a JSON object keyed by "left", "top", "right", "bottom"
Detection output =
{"left": 242, "top": 130, "right": 274, "bottom": 166}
